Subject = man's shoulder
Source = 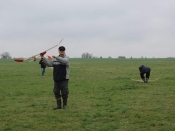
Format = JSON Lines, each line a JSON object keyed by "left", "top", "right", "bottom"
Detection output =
{"left": 64, "top": 55, "right": 70, "bottom": 59}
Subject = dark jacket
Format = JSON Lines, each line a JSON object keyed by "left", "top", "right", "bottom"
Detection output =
{"left": 43, "top": 54, "right": 70, "bottom": 81}
{"left": 52, "top": 61, "right": 67, "bottom": 81}
{"left": 39, "top": 59, "right": 46, "bottom": 68}
{"left": 139, "top": 65, "right": 151, "bottom": 73}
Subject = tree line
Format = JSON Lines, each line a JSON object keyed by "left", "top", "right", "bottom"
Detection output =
{"left": 0, "top": 52, "right": 12, "bottom": 59}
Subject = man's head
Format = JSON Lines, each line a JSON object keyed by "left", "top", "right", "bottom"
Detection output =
{"left": 58, "top": 46, "right": 66, "bottom": 56}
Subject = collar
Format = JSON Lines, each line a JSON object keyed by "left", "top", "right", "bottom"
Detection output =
{"left": 59, "top": 54, "right": 66, "bottom": 57}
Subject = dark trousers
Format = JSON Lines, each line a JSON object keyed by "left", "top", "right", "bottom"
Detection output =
{"left": 53, "top": 80, "right": 69, "bottom": 99}
{"left": 140, "top": 72, "right": 150, "bottom": 79}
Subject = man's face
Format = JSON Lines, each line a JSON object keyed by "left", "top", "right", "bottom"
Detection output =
{"left": 59, "top": 50, "right": 65, "bottom": 56}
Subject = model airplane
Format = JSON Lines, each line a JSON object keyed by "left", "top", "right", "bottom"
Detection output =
{"left": 14, "top": 38, "right": 63, "bottom": 62}
{"left": 131, "top": 78, "right": 159, "bottom": 82}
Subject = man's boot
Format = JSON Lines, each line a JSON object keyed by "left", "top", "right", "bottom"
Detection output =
{"left": 142, "top": 78, "right": 146, "bottom": 83}
{"left": 145, "top": 78, "right": 148, "bottom": 83}
{"left": 53, "top": 99, "right": 62, "bottom": 110}
{"left": 63, "top": 99, "right": 67, "bottom": 109}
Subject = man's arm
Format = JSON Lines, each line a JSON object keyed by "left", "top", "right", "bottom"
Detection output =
{"left": 140, "top": 73, "right": 145, "bottom": 79}
{"left": 54, "top": 56, "right": 69, "bottom": 66}
{"left": 40, "top": 57, "right": 53, "bottom": 67}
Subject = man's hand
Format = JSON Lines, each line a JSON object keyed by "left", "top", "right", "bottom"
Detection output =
{"left": 40, "top": 51, "right": 46, "bottom": 56}
{"left": 40, "top": 51, "right": 47, "bottom": 58}
{"left": 52, "top": 55, "right": 56, "bottom": 58}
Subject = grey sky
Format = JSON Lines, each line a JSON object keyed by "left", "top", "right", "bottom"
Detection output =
{"left": 0, "top": 0, "right": 175, "bottom": 58}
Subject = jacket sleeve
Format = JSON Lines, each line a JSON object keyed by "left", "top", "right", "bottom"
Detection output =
{"left": 43, "top": 58, "right": 54, "bottom": 67}
{"left": 139, "top": 67, "right": 141, "bottom": 72}
{"left": 55, "top": 56, "right": 70, "bottom": 66}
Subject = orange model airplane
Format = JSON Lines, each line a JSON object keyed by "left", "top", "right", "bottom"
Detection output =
{"left": 14, "top": 38, "right": 63, "bottom": 62}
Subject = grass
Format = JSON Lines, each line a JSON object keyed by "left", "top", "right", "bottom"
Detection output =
{"left": 0, "top": 58, "right": 175, "bottom": 131}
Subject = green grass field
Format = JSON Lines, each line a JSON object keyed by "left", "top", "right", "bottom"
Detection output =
{"left": 0, "top": 58, "right": 175, "bottom": 131}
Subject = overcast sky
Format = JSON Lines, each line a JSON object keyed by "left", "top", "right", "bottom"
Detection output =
{"left": 0, "top": 0, "right": 175, "bottom": 58}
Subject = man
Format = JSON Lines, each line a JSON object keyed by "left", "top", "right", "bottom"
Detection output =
{"left": 40, "top": 46, "right": 70, "bottom": 110}
{"left": 39, "top": 58, "right": 46, "bottom": 76}
{"left": 139, "top": 65, "right": 151, "bottom": 83}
